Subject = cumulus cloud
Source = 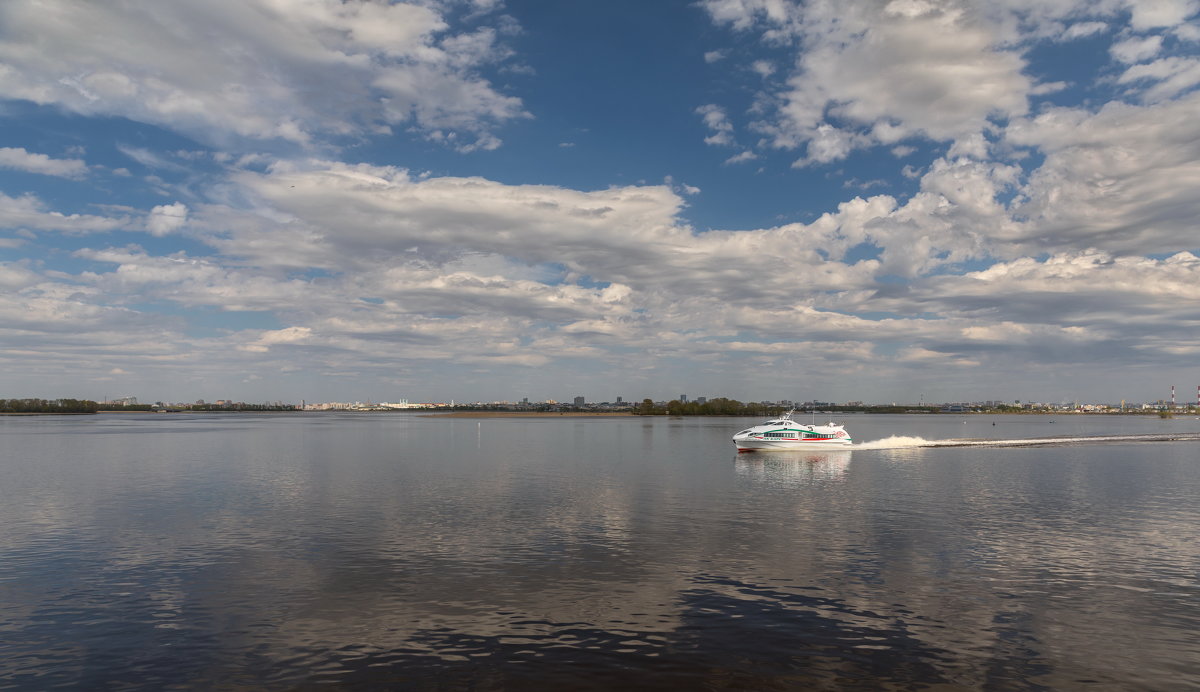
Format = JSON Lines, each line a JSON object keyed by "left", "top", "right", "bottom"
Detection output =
{"left": 146, "top": 203, "right": 189, "bottom": 236}
{"left": 750, "top": 59, "right": 774, "bottom": 77}
{"left": 0, "top": 260, "right": 40, "bottom": 289}
{"left": 0, "top": 147, "right": 88, "bottom": 178}
{"left": 1005, "top": 92, "right": 1200, "bottom": 255}
{"left": 695, "top": 0, "right": 1198, "bottom": 166}
{"left": 0, "top": 0, "right": 526, "bottom": 151}
{"left": 701, "top": 0, "right": 1034, "bottom": 161}
{"left": 196, "top": 161, "right": 910, "bottom": 309}
{"left": 1061, "top": 21, "right": 1109, "bottom": 40}
{"left": 696, "top": 104, "right": 736, "bottom": 147}
{"left": 882, "top": 250, "right": 1200, "bottom": 363}
{"left": 9, "top": 141, "right": 1200, "bottom": 399}
{"left": 5, "top": 1, "right": 1200, "bottom": 400}
{"left": 724, "top": 150, "right": 758, "bottom": 165}
{"left": 0, "top": 192, "right": 127, "bottom": 233}
{"left": 1125, "top": 0, "right": 1199, "bottom": 30}
{"left": 1110, "top": 34, "right": 1164, "bottom": 63}
{"left": 1118, "top": 57, "right": 1200, "bottom": 101}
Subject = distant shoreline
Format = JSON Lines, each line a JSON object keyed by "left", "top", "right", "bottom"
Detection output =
{"left": 3, "top": 409, "right": 1185, "bottom": 418}
{"left": 426, "top": 411, "right": 640, "bottom": 418}
{"left": 0, "top": 412, "right": 97, "bottom": 416}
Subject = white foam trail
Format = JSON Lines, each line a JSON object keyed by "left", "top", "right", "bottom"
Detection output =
{"left": 855, "top": 432, "right": 1200, "bottom": 450}
{"left": 853, "top": 436, "right": 933, "bottom": 450}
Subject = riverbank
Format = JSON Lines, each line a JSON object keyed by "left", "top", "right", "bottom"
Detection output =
{"left": 0, "top": 412, "right": 96, "bottom": 416}
{"left": 427, "top": 411, "right": 640, "bottom": 418}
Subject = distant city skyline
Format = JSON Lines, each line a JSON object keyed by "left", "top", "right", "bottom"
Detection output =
{"left": 2, "top": 1, "right": 1199, "bottom": 404}
{"left": 95, "top": 387, "right": 1200, "bottom": 409}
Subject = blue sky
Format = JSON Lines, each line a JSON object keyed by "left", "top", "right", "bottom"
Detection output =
{"left": 2, "top": 0, "right": 1199, "bottom": 405}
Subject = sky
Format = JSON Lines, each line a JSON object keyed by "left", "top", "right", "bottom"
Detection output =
{"left": 2, "top": 0, "right": 1199, "bottom": 405}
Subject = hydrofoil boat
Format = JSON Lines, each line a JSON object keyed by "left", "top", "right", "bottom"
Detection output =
{"left": 732, "top": 410, "right": 853, "bottom": 451}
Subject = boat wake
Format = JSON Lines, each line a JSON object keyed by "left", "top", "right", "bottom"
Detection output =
{"left": 855, "top": 432, "right": 1200, "bottom": 450}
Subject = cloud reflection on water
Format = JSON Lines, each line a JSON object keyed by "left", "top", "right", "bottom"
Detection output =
{"left": 0, "top": 414, "right": 1197, "bottom": 689}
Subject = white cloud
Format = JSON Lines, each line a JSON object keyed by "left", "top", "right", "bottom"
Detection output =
{"left": 1118, "top": 56, "right": 1200, "bottom": 100}
{"left": 696, "top": 104, "right": 736, "bottom": 147}
{"left": 898, "top": 251, "right": 1200, "bottom": 359}
{"left": 1177, "top": 22, "right": 1200, "bottom": 40}
{"left": 9, "top": 144, "right": 1199, "bottom": 399}
{"left": 0, "top": 261, "right": 40, "bottom": 289}
{"left": 1006, "top": 92, "right": 1200, "bottom": 255}
{"left": 750, "top": 60, "right": 774, "bottom": 77}
{"left": 724, "top": 150, "right": 758, "bottom": 164}
{"left": 5, "top": 2, "right": 1200, "bottom": 402}
{"left": 0, "top": 192, "right": 127, "bottom": 233}
{"left": 1061, "top": 21, "right": 1109, "bottom": 40}
{"left": 699, "top": 0, "right": 803, "bottom": 35}
{"left": 0, "top": 0, "right": 526, "bottom": 150}
{"left": 241, "top": 327, "right": 313, "bottom": 353}
{"left": 794, "top": 124, "right": 859, "bottom": 166}
{"left": 1110, "top": 34, "right": 1164, "bottom": 63}
{"left": 146, "top": 203, "right": 189, "bottom": 236}
{"left": 703, "top": 0, "right": 1034, "bottom": 161}
{"left": 1030, "top": 81, "right": 1069, "bottom": 95}
{"left": 1125, "top": 0, "right": 1199, "bottom": 30}
{"left": 116, "top": 145, "right": 187, "bottom": 171}
{"left": 0, "top": 147, "right": 87, "bottom": 178}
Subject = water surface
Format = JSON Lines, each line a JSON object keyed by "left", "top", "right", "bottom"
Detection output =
{"left": 2, "top": 413, "right": 1198, "bottom": 689}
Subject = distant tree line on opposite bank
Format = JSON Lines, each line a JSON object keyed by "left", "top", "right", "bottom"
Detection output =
{"left": 635, "top": 400, "right": 944, "bottom": 416}
{"left": 1, "top": 399, "right": 298, "bottom": 413}
{"left": 0, "top": 398, "right": 100, "bottom": 413}
{"left": 638, "top": 398, "right": 784, "bottom": 416}
{"left": 189, "top": 403, "right": 297, "bottom": 411}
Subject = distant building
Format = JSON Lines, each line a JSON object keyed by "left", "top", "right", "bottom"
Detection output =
{"left": 616, "top": 396, "right": 622, "bottom": 404}
{"left": 573, "top": 396, "right": 585, "bottom": 406}
{"left": 679, "top": 394, "right": 688, "bottom": 403}
{"left": 696, "top": 397, "right": 706, "bottom": 405}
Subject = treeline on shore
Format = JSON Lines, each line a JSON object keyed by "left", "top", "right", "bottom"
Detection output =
{"left": 637, "top": 398, "right": 789, "bottom": 416}
{"left": 636, "top": 399, "right": 946, "bottom": 416}
{"left": 0, "top": 398, "right": 100, "bottom": 414}
{"left": 0, "top": 399, "right": 297, "bottom": 414}
{"left": 190, "top": 403, "right": 297, "bottom": 411}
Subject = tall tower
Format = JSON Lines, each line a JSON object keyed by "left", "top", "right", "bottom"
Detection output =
{"left": 1171, "top": 385, "right": 1176, "bottom": 408}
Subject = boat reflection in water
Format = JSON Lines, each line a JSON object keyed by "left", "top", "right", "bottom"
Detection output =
{"left": 734, "top": 449, "right": 852, "bottom": 484}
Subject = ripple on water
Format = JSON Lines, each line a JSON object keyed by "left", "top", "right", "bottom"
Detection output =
{"left": 2, "top": 415, "right": 1199, "bottom": 689}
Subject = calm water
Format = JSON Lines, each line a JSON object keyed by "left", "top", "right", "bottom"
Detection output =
{"left": 2, "top": 413, "right": 1198, "bottom": 690}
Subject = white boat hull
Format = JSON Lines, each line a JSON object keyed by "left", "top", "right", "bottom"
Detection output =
{"left": 733, "top": 437, "right": 853, "bottom": 451}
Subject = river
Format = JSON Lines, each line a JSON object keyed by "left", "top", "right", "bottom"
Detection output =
{"left": 2, "top": 412, "right": 1198, "bottom": 689}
